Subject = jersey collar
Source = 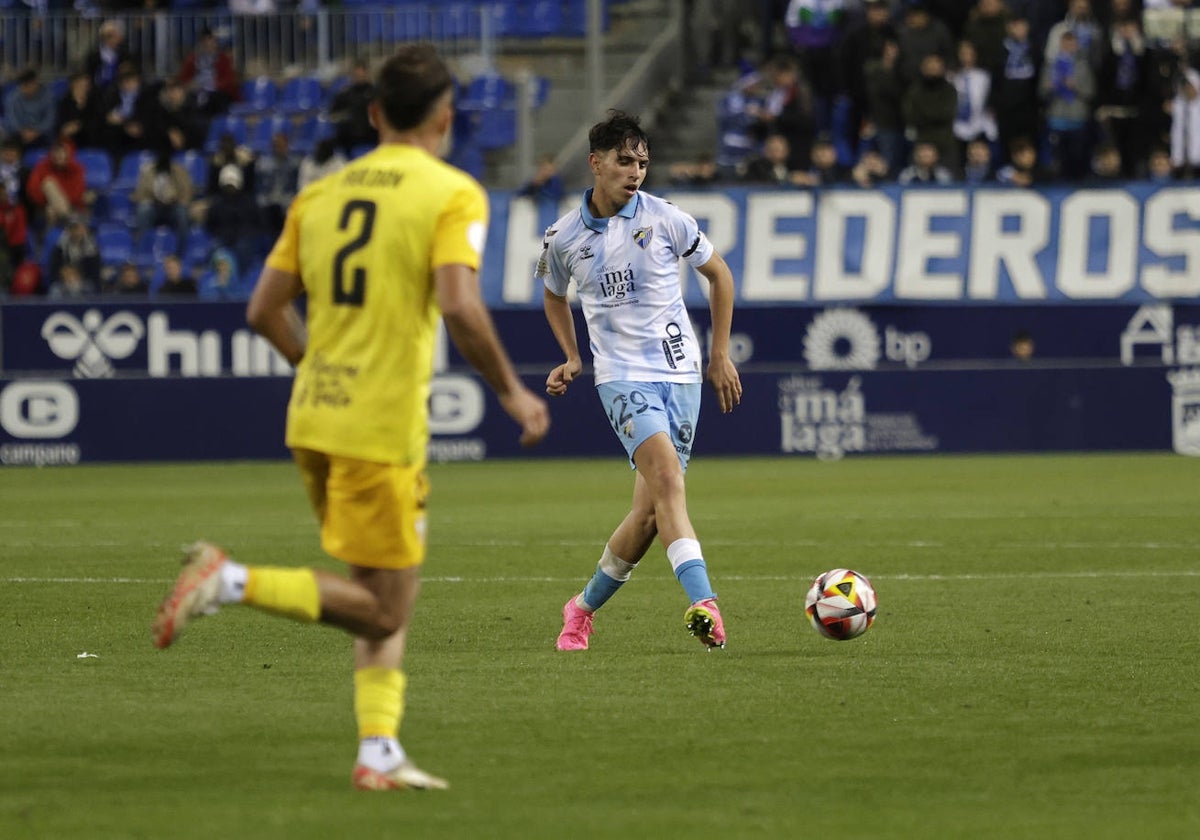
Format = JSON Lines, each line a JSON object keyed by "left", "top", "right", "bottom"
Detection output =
{"left": 579, "top": 188, "right": 640, "bottom": 233}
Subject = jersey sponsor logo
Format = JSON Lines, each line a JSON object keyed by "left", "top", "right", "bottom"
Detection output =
{"left": 599, "top": 264, "right": 636, "bottom": 302}
{"left": 632, "top": 226, "right": 653, "bottom": 249}
{"left": 662, "top": 321, "right": 686, "bottom": 369}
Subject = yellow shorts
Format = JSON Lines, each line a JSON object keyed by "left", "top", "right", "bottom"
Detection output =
{"left": 292, "top": 448, "right": 428, "bottom": 570}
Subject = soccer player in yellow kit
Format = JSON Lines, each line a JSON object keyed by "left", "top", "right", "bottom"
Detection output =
{"left": 152, "top": 45, "right": 550, "bottom": 791}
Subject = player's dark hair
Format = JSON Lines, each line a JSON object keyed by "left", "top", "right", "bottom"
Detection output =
{"left": 588, "top": 110, "right": 649, "bottom": 155}
{"left": 376, "top": 44, "right": 455, "bottom": 131}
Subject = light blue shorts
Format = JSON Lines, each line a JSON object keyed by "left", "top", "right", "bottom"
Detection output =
{"left": 596, "top": 381, "right": 702, "bottom": 471}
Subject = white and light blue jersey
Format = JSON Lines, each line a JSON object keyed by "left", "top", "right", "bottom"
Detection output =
{"left": 539, "top": 189, "right": 714, "bottom": 385}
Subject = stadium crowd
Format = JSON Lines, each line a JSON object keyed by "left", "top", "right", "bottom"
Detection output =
{"left": 670, "top": 0, "right": 1200, "bottom": 189}
{"left": 2, "top": 0, "right": 1200, "bottom": 298}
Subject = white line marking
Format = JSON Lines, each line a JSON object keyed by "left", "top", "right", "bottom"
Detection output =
{"left": 4, "top": 570, "right": 1199, "bottom": 586}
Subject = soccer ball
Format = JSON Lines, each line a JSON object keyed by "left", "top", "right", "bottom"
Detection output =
{"left": 805, "top": 569, "right": 877, "bottom": 641}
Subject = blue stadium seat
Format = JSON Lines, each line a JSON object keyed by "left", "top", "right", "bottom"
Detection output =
{"left": 41, "top": 225, "right": 64, "bottom": 268}
{"left": 447, "top": 143, "right": 484, "bottom": 179}
{"left": 231, "top": 77, "right": 278, "bottom": 115}
{"left": 76, "top": 148, "right": 113, "bottom": 190}
{"left": 134, "top": 227, "right": 178, "bottom": 267}
{"left": 204, "top": 114, "right": 249, "bottom": 153}
{"left": 97, "top": 225, "right": 133, "bottom": 266}
{"left": 525, "top": 1, "right": 564, "bottom": 37}
{"left": 113, "top": 150, "right": 153, "bottom": 191}
{"left": 251, "top": 114, "right": 293, "bottom": 154}
{"left": 99, "top": 190, "right": 132, "bottom": 225}
{"left": 279, "top": 76, "right": 324, "bottom": 115}
{"left": 460, "top": 73, "right": 514, "bottom": 110}
{"left": 292, "top": 114, "right": 335, "bottom": 155}
{"left": 474, "top": 108, "right": 517, "bottom": 151}
{"left": 22, "top": 147, "right": 48, "bottom": 170}
{"left": 175, "top": 150, "right": 209, "bottom": 195}
{"left": 183, "top": 229, "right": 212, "bottom": 266}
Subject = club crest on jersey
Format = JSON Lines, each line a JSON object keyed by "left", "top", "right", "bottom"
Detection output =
{"left": 632, "top": 226, "right": 653, "bottom": 249}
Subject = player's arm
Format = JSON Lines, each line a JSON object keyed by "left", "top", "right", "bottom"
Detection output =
{"left": 696, "top": 251, "right": 742, "bottom": 413}
{"left": 436, "top": 263, "right": 549, "bottom": 447}
{"left": 246, "top": 266, "right": 306, "bottom": 366}
{"left": 543, "top": 287, "right": 582, "bottom": 397}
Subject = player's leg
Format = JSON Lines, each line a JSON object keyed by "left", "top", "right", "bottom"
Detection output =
{"left": 556, "top": 474, "right": 656, "bottom": 650}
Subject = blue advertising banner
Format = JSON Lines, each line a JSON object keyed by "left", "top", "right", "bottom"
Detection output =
{"left": 3, "top": 366, "right": 1197, "bottom": 466}
{"left": 5, "top": 300, "right": 1198, "bottom": 376}
{"left": 484, "top": 184, "right": 1200, "bottom": 308}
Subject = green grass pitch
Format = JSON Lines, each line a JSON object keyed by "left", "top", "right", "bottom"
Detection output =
{"left": 2, "top": 454, "right": 1198, "bottom": 839}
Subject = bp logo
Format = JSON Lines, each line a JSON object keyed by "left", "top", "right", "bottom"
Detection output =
{"left": 802, "top": 308, "right": 881, "bottom": 371}
{"left": 41, "top": 310, "right": 144, "bottom": 378}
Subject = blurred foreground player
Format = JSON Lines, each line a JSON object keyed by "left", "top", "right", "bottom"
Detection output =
{"left": 153, "top": 45, "right": 549, "bottom": 790}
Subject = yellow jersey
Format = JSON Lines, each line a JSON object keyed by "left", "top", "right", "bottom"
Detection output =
{"left": 265, "top": 144, "right": 488, "bottom": 466}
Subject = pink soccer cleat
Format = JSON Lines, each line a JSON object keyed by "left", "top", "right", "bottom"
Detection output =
{"left": 352, "top": 761, "right": 449, "bottom": 791}
{"left": 684, "top": 597, "right": 726, "bottom": 649}
{"left": 555, "top": 596, "right": 594, "bottom": 651}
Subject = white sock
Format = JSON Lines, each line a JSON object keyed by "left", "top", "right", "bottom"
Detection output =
{"left": 357, "top": 737, "right": 406, "bottom": 772}
{"left": 217, "top": 561, "right": 248, "bottom": 604}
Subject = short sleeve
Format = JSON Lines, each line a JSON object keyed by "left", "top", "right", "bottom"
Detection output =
{"left": 432, "top": 179, "right": 489, "bottom": 271}
{"left": 538, "top": 226, "right": 571, "bottom": 297}
{"left": 265, "top": 191, "right": 304, "bottom": 277}
{"left": 666, "top": 205, "right": 713, "bottom": 269}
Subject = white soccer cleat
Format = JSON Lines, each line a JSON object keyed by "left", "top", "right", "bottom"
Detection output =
{"left": 352, "top": 761, "right": 450, "bottom": 791}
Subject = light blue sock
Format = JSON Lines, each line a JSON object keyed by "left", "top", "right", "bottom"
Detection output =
{"left": 579, "top": 545, "right": 635, "bottom": 611}
{"left": 667, "top": 538, "right": 715, "bottom": 603}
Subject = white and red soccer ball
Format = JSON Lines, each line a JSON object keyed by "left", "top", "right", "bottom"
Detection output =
{"left": 805, "top": 569, "right": 877, "bottom": 641}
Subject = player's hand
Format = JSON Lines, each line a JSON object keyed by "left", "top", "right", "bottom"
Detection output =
{"left": 545, "top": 358, "right": 582, "bottom": 397}
{"left": 707, "top": 355, "right": 742, "bottom": 414}
{"left": 500, "top": 387, "right": 551, "bottom": 448}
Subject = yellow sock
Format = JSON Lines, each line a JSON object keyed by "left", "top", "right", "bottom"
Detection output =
{"left": 243, "top": 567, "right": 321, "bottom": 623}
{"left": 355, "top": 668, "right": 406, "bottom": 740}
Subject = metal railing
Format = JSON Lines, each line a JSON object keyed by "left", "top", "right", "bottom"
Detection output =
{"left": 0, "top": 6, "right": 500, "bottom": 81}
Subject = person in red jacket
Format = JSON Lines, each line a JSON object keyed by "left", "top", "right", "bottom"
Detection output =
{"left": 0, "top": 181, "right": 29, "bottom": 291}
{"left": 26, "top": 139, "right": 91, "bottom": 227}
{"left": 177, "top": 28, "right": 241, "bottom": 117}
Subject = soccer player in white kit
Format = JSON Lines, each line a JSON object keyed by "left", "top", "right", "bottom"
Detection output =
{"left": 540, "top": 111, "right": 742, "bottom": 650}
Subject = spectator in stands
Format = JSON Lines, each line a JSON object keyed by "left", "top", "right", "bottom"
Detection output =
{"left": 3, "top": 68, "right": 55, "bottom": 150}
{"left": 133, "top": 149, "right": 193, "bottom": 256}
{"left": 0, "top": 139, "right": 28, "bottom": 212}
{"left": 897, "top": 1, "right": 956, "bottom": 87}
{"left": 952, "top": 40, "right": 998, "bottom": 160}
{"left": 1041, "top": 29, "right": 1096, "bottom": 180}
{"left": 156, "top": 254, "right": 198, "bottom": 296}
{"left": 750, "top": 54, "right": 817, "bottom": 170}
{"left": 1045, "top": 0, "right": 1104, "bottom": 72}
{"left": 1012, "top": 0, "right": 1068, "bottom": 56}
{"left": 517, "top": 154, "right": 565, "bottom": 201}
{"left": 962, "top": 0, "right": 1011, "bottom": 78}
{"left": 783, "top": 0, "right": 847, "bottom": 133}
{"left": 898, "top": 139, "right": 954, "bottom": 184}
{"left": 146, "top": 80, "right": 204, "bottom": 154}
{"left": 205, "top": 164, "right": 260, "bottom": 271}
{"left": 100, "top": 66, "right": 153, "bottom": 160}
{"left": 178, "top": 28, "right": 241, "bottom": 118}
{"left": 255, "top": 131, "right": 299, "bottom": 237}
{"left": 1097, "top": 15, "right": 1157, "bottom": 178}
{"left": 715, "top": 71, "right": 770, "bottom": 176}
{"left": 996, "top": 135, "right": 1044, "bottom": 185}
{"left": 27, "top": 139, "right": 91, "bottom": 227}
{"left": 792, "top": 133, "right": 848, "bottom": 185}
{"left": 840, "top": 0, "right": 898, "bottom": 160}
{"left": 851, "top": 148, "right": 892, "bottom": 186}
{"left": 207, "top": 132, "right": 257, "bottom": 195}
{"left": 110, "top": 261, "right": 149, "bottom": 295}
{"left": 55, "top": 73, "right": 103, "bottom": 150}
{"left": 1088, "top": 142, "right": 1125, "bottom": 180}
{"left": 903, "top": 52, "right": 960, "bottom": 174}
{"left": 1147, "top": 145, "right": 1175, "bottom": 182}
{"left": 329, "top": 58, "right": 378, "bottom": 156}
{"left": 962, "top": 136, "right": 996, "bottom": 183}
{"left": 198, "top": 246, "right": 241, "bottom": 300}
{"left": 863, "top": 38, "right": 907, "bottom": 174}
{"left": 1171, "top": 68, "right": 1200, "bottom": 177}
{"left": 85, "top": 20, "right": 135, "bottom": 94}
{"left": 297, "top": 138, "right": 346, "bottom": 190}
{"left": 740, "top": 133, "right": 798, "bottom": 185}
{"left": 991, "top": 12, "right": 1041, "bottom": 163}
{"left": 0, "top": 182, "right": 28, "bottom": 292}
{"left": 1010, "top": 329, "right": 1035, "bottom": 362}
{"left": 48, "top": 216, "right": 101, "bottom": 293}
{"left": 666, "top": 154, "right": 719, "bottom": 187}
